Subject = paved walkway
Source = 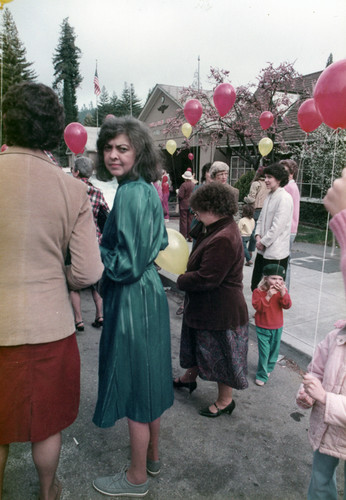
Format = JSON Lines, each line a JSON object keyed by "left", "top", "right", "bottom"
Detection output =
{"left": 161, "top": 218, "right": 344, "bottom": 358}
{"left": 3, "top": 217, "right": 345, "bottom": 500}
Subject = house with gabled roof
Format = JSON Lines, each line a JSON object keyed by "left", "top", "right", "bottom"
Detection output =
{"left": 139, "top": 72, "right": 325, "bottom": 197}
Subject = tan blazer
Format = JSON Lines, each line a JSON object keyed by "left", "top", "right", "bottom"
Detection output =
{"left": 0, "top": 147, "right": 104, "bottom": 345}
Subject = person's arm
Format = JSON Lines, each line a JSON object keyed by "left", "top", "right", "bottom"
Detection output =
{"left": 324, "top": 167, "right": 346, "bottom": 217}
{"left": 177, "top": 236, "right": 233, "bottom": 292}
{"left": 101, "top": 183, "right": 167, "bottom": 284}
{"left": 66, "top": 193, "right": 104, "bottom": 290}
{"left": 252, "top": 288, "right": 271, "bottom": 311}
{"left": 244, "top": 181, "right": 259, "bottom": 204}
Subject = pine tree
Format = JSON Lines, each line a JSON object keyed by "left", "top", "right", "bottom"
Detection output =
{"left": 53, "top": 18, "right": 82, "bottom": 125}
{"left": 115, "top": 83, "right": 142, "bottom": 117}
{"left": 0, "top": 8, "right": 36, "bottom": 97}
{"left": 326, "top": 53, "right": 333, "bottom": 67}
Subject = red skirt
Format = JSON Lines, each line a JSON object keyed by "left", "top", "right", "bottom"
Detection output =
{"left": 0, "top": 334, "right": 80, "bottom": 444}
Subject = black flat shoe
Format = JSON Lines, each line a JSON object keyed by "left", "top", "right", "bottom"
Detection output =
{"left": 173, "top": 378, "right": 197, "bottom": 394}
{"left": 199, "top": 400, "right": 235, "bottom": 418}
{"left": 75, "top": 321, "right": 84, "bottom": 332}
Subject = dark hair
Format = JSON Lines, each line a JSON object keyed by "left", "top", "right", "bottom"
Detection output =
{"left": 96, "top": 115, "right": 161, "bottom": 183}
{"left": 3, "top": 82, "right": 64, "bottom": 150}
{"left": 190, "top": 182, "right": 238, "bottom": 216}
{"left": 242, "top": 203, "right": 254, "bottom": 218}
{"left": 280, "top": 159, "right": 298, "bottom": 181}
{"left": 264, "top": 162, "right": 289, "bottom": 187}
{"left": 201, "top": 162, "right": 211, "bottom": 183}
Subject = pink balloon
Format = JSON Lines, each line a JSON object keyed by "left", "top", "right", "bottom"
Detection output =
{"left": 105, "top": 114, "right": 115, "bottom": 120}
{"left": 259, "top": 111, "right": 274, "bottom": 130}
{"left": 64, "top": 122, "right": 88, "bottom": 154}
{"left": 297, "top": 99, "right": 322, "bottom": 133}
{"left": 184, "top": 99, "right": 203, "bottom": 126}
{"left": 213, "top": 83, "right": 236, "bottom": 117}
{"left": 314, "top": 59, "right": 346, "bottom": 129}
{"left": 1, "top": 144, "right": 8, "bottom": 152}
{"left": 188, "top": 153, "right": 194, "bottom": 161}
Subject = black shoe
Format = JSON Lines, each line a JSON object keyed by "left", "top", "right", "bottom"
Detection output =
{"left": 173, "top": 378, "right": 197, "bottom": 394}
{"left": 199, "top": 400, "right": 235, "bottom": 418}
{"left": 92, "top": 317, "right": 103, "bottom": 328}
{"left": 75, "top": 321, "right": 84, "bottom": 332}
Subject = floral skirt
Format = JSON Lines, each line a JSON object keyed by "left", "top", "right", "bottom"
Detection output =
{"left": 180, "top": 320, "right": 249, "bottom": 390}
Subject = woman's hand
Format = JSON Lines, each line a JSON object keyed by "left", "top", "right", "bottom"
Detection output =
{"left": 324, "top": 168, "right": 346, "bottom": 216}
{"left": 255, "top": 236, "right": 265, "bottom": 252}
{"left": 303, "top": 373, "right": 326, "bottom": 404}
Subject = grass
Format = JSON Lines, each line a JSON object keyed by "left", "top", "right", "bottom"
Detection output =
{"left": 295, "top": 223, "right": 334, "bottom": 246}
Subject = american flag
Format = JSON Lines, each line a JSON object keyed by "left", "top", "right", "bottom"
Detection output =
{"left": 94, "top": 68, "right": 101, "bottom": 96}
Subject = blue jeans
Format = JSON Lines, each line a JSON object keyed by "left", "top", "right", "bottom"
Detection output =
{"left": 248, "top": 208, "right": 262, "bottom": 252}
{"left": 241, "top": 236, "right": 252, "bottom": 262}
{"left": 308, "top": 449, "right": 346, "bottom": 500}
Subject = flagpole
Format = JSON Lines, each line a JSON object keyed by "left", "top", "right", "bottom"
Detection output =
{"left": 95, "top": 60, "right": 99, "bottom": 129}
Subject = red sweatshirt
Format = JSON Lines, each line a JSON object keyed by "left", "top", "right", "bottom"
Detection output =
{"left": 252, "top": 288, "right": 292, "bottom": 329}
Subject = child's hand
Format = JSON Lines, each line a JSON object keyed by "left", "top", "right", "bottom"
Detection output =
{"left": 303, "top": 373, "right": 326, "bottom": 405}
{"left": 274, "top": 281, "right": 287, "bottom": 296}
{"left": 266, "top": 285, "right": 277, "bottom": 300}
{"left": 296, "top": 384, "right": 314, "bottom": 409}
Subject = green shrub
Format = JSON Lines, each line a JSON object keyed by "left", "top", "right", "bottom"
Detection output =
{"left": 299, "top": 201, "right": 328, "bottom": 228}
{"left": 234, "top": 169, "right": 255, "bottom": 201}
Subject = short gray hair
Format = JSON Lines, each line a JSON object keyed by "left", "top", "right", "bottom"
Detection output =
{"left": 209, "top": 161, "right": 229, "bottom": 179}
{"left": 74, "top": 156, "right": 94, "bottom": 178}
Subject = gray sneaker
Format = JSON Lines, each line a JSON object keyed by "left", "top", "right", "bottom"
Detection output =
{"left": 93, "top": 471, "right": 149, "bottom": 497}
{"left": 146, "top": 459, "right": 161, "bottom": 477}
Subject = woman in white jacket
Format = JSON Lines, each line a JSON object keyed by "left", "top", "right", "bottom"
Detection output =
{"left": 251, "top": 163, "right": 293, "bottom": 291}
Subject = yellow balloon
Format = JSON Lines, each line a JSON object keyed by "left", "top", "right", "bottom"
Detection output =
{"left": 155, "top": 228, "right": 190, "bottom": 275}
{"left": 166, "top": 139, "right": 177, "bottom": 156}
{"left": 258, "top": 137, "right": 273, "bottom": 157}
{"left": 0, "top": 0, "right": 14, "bottom": 8}
{"left": 181, "top": 122, "right": 192, "bottom": 139}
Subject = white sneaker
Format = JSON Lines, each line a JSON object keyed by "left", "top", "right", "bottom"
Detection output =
{"left": 255, "top": 379, "right": 265, "bottom": 386}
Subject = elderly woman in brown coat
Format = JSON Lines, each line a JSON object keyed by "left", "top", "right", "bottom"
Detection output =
{"left": 173, "top": 182, "right": 249, "bottom": 417}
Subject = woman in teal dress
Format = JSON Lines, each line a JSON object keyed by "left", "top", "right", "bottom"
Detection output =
{"left": 92, "top": 116, "right": 173, "bottom": 498}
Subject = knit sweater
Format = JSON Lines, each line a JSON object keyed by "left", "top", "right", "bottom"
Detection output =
{"left": 284, "top": 180, "right": 300, "bottom": 234}
{"left": 252, "top": 288, "right": 292, "bottom": 329}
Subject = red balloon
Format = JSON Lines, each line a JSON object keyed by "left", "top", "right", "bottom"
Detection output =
{"left": 64, "top": 122, "right": 88, "bottom": 154}
{"left": 259, "top": 111, "right": 274, "bottom": 130}
{"left": 314, "top": 59, "right": 346, "bottom": 129}
{"left": 297, "top": 99, "right": 322, "bottom": 133}
{"left": 1, "top": 144, "right": 8, "bottom": 152}
{"left": 184, "top": 99, "right": 203, "bottom": 126}
{"left": 188, "top": 153, "right": 194, "bottom": 161}
{"left": 213, "top": 83, "right": 236, "bottom": 117}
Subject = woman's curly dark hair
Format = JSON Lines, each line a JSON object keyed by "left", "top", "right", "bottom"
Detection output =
{"left": 264, "top": 162, "right": 289, "bottom": 187}
{"left": 190, "top": 182, "right": 238, "bottom": 216}
{"left": 3, "top": 82, "right": 64, "bottom": 150}
{"left": 96, "top": 115, "right": 161, "bottom": 183}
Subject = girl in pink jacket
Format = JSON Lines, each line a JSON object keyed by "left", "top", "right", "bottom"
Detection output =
{"left": 296, "top": 168, "right": 346, "bottom": 500}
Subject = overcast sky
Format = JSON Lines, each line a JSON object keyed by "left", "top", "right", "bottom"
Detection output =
{"left": 6, "top": 0, "right": 346, "bottom": 109}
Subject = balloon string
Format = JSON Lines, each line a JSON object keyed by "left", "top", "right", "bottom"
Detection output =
{"left": 310, "top": 129, "right": 339, "bottom": 373}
